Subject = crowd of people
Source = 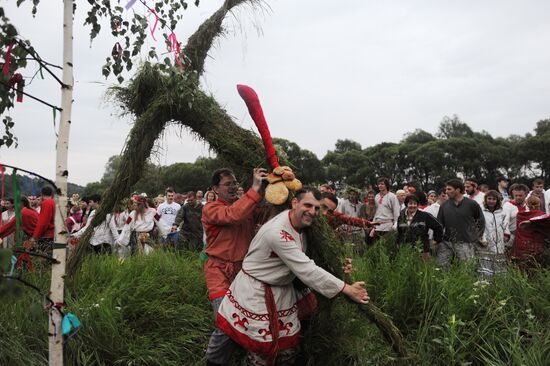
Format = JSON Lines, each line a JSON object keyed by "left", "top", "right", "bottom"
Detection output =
{"left": 0, "top": 170, "right": 549, "bottom": 365}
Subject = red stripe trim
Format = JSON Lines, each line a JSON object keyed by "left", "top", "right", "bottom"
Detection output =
{"left": 216, "top": 313, "right": 300, "bottom": 354}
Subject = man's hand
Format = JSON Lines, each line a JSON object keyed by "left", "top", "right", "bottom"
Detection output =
{"left": 251, "top": 168, "right": 268, "bottom": 192}
{"left": 342, "top": 281, "right": 370, "bottom": 304}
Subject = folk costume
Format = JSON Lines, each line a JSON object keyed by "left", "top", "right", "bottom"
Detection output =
{"left": 116, "top": 206, "right": 169, "bottom": 255}
{"left": 479, "top": 206, "right": 509, "bottom": 276}
{"left": 216, "top": 210, "right": 345, "bottom": 363}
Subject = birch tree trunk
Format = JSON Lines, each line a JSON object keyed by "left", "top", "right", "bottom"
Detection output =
{"left": 49, "top": 0, "right": 73, "bottom": 364}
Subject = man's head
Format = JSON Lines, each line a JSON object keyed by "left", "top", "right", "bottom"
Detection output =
{"left": 320, "top": 183, "right": 336, "bottom": 195}
{"left": 445, "top": 179, "right": 464, "bottom": 200}
{"left": 2, "top": 198, "right": 14, "bottom": 210}
{"left": 88, "top": 194, "right": 101, "bottom": 210}
{"left": 497, "top": 176, "right": 509, "bottom": 190}
{"left": 21, "top": 196, "right": 30, "bottom": 209}
{"left": 479, "top": 184, "right": 489, "bottom": 194}
{"left": 532, "top": 178, "right": 545, "bottom": 194}
{"left": 186, "top": 191, "right": 196, "bottom": 206}
{"left": 404, "top": 194, "right": 419, "bottom": 213}
{"left": 347, "top": 188, "right": 359, "bottom": 203}
{"left": 165, "top": 187, "right": 175, "bottom": 203}
{"left": 464, "top": 178, "right": 479, "bottom": 196}
{"left": 212, "top": 168, "right": 239, "bottom": 204}
{"left": 196, "top": 190, "right": 204, "bottom": 201}
{"left": 510, "top": 183, "right": 529, "bottom": 205}
{"left": 236, "top": 187, "right": 244, "bottom": 197}
{"left": 377, "top": 177, "right": 390, "bottom": 193}
{"left": 290, "top": 187, "right": 322, "bottom": 229}
{"left": 320, "top": 192, "right": 338, "bottom": 216}
{"left": 41, "top": 186, "right": 53, "bottom": 198}
{"left": 437, "top": 188, "right": 448, "bottom": 203}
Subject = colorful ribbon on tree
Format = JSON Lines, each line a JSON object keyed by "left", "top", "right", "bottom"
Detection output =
{"left": 2, "top": 41, "right": 15, "bottom": 76}
{"left": 168, "top": 32, "right": 183, "bottom": 69}
{"left": 0, "top": 164, "right": 4, "bottom": 202}
{"left": 149, "top": 8, "right": 159, "bottom": 41}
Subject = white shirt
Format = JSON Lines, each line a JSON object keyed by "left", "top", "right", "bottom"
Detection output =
{"left": 466, "top": 191, "right": 485, "bottom": 207}
{"left": 374, "top": 192, "right": 401, "bottom": 232}
{"left": 156, "top": 201, "right": 181, "bottom": 226}
{"left": 73, "top": 210, "right": 119, "bottom": 246}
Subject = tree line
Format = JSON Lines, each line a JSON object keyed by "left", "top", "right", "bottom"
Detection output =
{"left": 82, "top": 115, "right": 550, "bottom": 197}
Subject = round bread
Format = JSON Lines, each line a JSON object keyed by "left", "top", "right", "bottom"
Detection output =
{"left": 284, "top": 179, "right": 302, "bottom": 191}
{"left": 282, "top": 171, "right": 295, "bottom": 181}
{"left": 267, "top": 172, "right": 283, "bottom": 184}
{"left": 273, "top": 166, "right": 285, "bottom": 176}
{"left": 265, "top": 181, "right": 289, "bottom": 205}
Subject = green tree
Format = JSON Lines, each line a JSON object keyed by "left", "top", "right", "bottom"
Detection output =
{"left": 273, "top": 138, "right": 325, "bottom": 185}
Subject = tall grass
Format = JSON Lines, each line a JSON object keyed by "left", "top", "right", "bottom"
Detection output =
{"left": 2, "top": 241, "right": 550, "bottom": 365}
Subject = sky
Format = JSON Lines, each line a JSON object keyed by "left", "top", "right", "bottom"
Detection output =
{"left": 1, "top": 1, "right": 550, "bottom": 186}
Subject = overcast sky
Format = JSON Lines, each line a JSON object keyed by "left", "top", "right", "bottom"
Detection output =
{"left": 1, "top": 1, "right": 549, "bottom": 186}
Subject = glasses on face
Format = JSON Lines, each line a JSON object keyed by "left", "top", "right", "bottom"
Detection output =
{"left": 219, "top": 181, "right": 238, "bottom": 188}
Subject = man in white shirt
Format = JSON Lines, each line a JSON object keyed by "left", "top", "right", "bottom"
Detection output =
{"left": 371, "top": 177, "right": 400, "bottom": 240}
{"left": 464, "top": 177, "right": 485, "bottom": 207}
{"left": 156, "top": 187, "right": 181, "bottom": 243}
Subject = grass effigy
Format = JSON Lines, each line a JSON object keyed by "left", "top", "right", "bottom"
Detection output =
{"left": 65, "top": 0, "right": 408, "bottom": 360}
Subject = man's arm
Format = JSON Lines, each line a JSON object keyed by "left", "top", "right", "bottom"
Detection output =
{"left": 202, "top": 189, "right": 262, "bottom": 225}
{"left": 473, "top": 201, "right": 485, "bottom": 241}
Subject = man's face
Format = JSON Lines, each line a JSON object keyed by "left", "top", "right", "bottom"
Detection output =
{"left": 320, "top": 198, "right": 337, "bottom": 216}
{"left": 378, "top": 182, "right": 387, "bottom": 193}
{"left": 320, "top": 186, "right": 328, "bottom": 194}
{"left": 349, "top": 191, "right": 358, "bottom": 202}
{"left": 236, "top": 187, "right": 244, "bottom": 197}
{"left": 533, "top": 183, "right": 544, "bottom": 194}
{"left": 89, "top": 200, "right": 99, "bottom": 210}
{"left": 446, "top": 185, "right": 460, "bottom": 199}
{"left": 367, "top": 192, "right": 375, "bottom": 202}
{"left": 186, "top": 194, "right": 196, "bottom": 206}
{"left": 166, "top": 192, "right": 174, "bottom": 203}
{"left": 214, "top": 174, "right": 239, "bottom": 204}
{"left": 498, "top": 180, "right": 508, "bottom": 189}
{"left": 291, "top": 192, "right": 320, "bottom": 229}
{"left": 513, "top": 190, "right": 526, "bottom": 205}
{"left": 439, "top": 191, "right": 448, "bottom": 203}
{"left": 197, "top": 191, "right": 204, "bottom": 201}
{"left": 2, "top": 200, "right": 13, "bottom": 210}
{"left": 464, "top": 181, "right": 476, "bottom": 195}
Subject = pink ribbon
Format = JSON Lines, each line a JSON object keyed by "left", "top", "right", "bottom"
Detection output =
{"left": 167, "top": 32, "right": 183, "bottom": 69}
{"left": 0, "top": 164, "right": 4, "bottom": 202}
{"left": 149, "top": 9, "right": 159, "bottom": 41}
{"left": 3, "top": 41, "right": 15, "bottom": 76}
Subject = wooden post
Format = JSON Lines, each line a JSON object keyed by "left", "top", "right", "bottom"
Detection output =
{"left": 49, "top": 0, "right": 73, "bottom": 364}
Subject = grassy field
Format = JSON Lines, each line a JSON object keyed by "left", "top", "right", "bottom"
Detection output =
{"left": 1, "top": 240, "right": 550, "bottom": 365}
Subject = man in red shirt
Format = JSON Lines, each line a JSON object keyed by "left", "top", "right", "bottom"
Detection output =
{"left": 30, "top": 186, "right": 56, "bottom": 252}
{"left": 0, "top": 196, "right": 39, "bottom": 241}
{"left": 204, "top": 167, "right": 267, "bottom": 366}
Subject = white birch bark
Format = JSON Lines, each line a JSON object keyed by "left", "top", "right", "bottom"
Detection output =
{"left": 49, "top": 0, "right": 73, "bottom": 364}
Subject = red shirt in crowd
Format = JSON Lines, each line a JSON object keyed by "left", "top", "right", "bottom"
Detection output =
{"left": 33, "top": 197, "right": 55, "bottom": 239}
{"left": 0, "top": 207, "right": 39, "bottom": 238}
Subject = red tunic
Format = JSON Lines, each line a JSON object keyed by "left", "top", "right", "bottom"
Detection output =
{"left": 0, "top": 207, "right": 38, "bottom": 238}
{"left": 202, "top": 189, "right": 262, "bottom": 300}
{"left": 510, "top": 210, "right": 546, "bottom": 260}
{"left": 33, "top": 198, "right": 55, "bottom": 239}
